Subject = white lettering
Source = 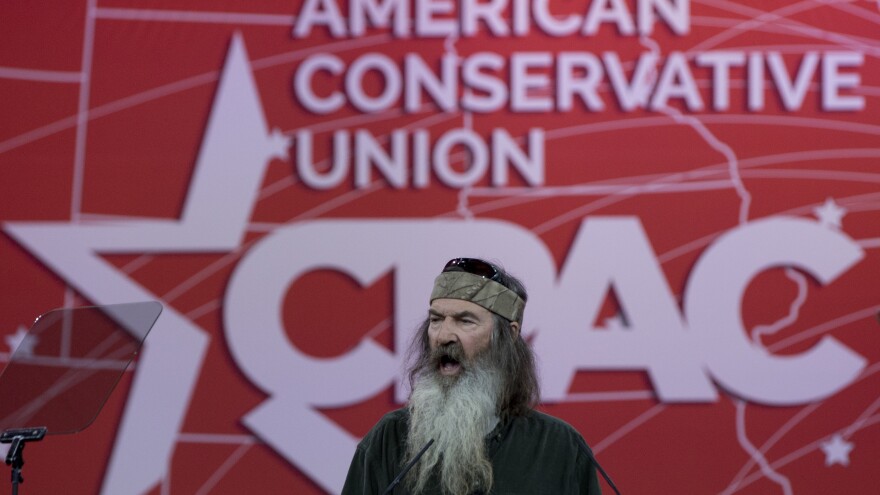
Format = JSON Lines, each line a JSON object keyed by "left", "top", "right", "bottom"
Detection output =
{"left": 537, "top": 217, "right": 716, "bottom": 402}
{"left": 532, "top": 0, "right": 580, "bottom": 36}
{"left": 747, "top": 51, "right": 764, "bottom": 111}
{"left": 293, "top": 127, "right": 546, "bottom": 188}
{"left": 294, "top": 54, "right": 345, "bottom": 114}
{"left": 696, "top": 51, "right": 745, "bottom": 111}
{"left": 293, "top": 50, "right": 865, "bottom": 116}
{"left": 350, "top": 0, "right": 410, "bottom": 36}
{"left": 293, "top": 0, "right": 346, "bottom": 37}
{"left": 346, "top": 53, "right": 401, "bottom": 112}
{"left": 404, "top": 53, "right": 457, "bottom": 112}
{"left": 461, "top": 0, "right": 509, "bottom": 36}
{"left": 650, "top": 52, "right": 704, "bottom": 110}
{"left": 558, "top": 52, "right": 605, "bottom": 111}
{"left": 767, "top": 51, "right": 819, "bottom": 111}
{"left": 413, "top": 130, "right": 431, "bottom": 188}
{"left": 293, "top": 0, "right": 692, "bottom": 38}
{"left": 638, "top": 0, "right": 689, "bottom": 35}
{"left": 415, "top": 0, "right": 457, "bottom": 36}
{"left": 822, "top": 51, "right": 865, "bottom": 111}
{"left": 603, "top": 51, "right": 657, "bottom": 110}
{"left": 511, "top": 52, "right": 554, "bottom": 111}
{"left": 461, "top": 52, "right": 507, "bottom": 112}
{"left": 354, "top": 129, "right": 408, "bottom": 188}
{"left": 433, "top": 128, "right": 489, "bottom": 187}
{"left": 686, "top": 217, "right": 866, "bottom": 405}
{"left": 295, "top": 130, "right": 350, "bottom": 189}
{"left": 583, "top": 0, "right": 636, "bottom": 36}
{"left": 491, "top": 128, "right": 545, "bottom": 185}
{"left": 512, "top": 0, "right": 530, "bottom": 35}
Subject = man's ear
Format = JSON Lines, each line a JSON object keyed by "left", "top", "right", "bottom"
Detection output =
{"left": 510, "top": 321, "right": 521, "bottom": 339}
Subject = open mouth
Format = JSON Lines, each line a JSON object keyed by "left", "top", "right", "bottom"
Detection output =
{"left": 439, "top": 354, "right": 462, "bottom": 375}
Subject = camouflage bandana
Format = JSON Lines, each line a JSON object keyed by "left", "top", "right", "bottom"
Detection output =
{"left": 430, "top": 271, "right": 525, "bottom": 323}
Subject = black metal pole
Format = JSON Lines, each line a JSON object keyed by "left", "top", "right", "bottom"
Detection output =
{"left": 7, "top": 436, "right": 25, "bottom": 495}
{"left": 3, "top": 427, "right": 47, "bottom": 495}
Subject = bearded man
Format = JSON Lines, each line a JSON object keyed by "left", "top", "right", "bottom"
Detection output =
{"left": 341, "top": 258, "right": 605, "bottom": 495}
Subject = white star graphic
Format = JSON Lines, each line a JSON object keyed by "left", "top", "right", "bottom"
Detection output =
{"left": 3, "top": 33, "right": 287, "bottom": 495}
{"left": 602, "top": 315, "right": 629, "bottom": 331}
{"left": 5, "top": 326, "right": 36, "bottom": 357}
{"left": 813, "top": 197, "right": 847, "bottom": 229}
{"left": 820, "top": 433, "right": 854, "bottom": 467}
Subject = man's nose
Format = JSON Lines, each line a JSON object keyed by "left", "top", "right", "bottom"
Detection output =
{"left": 436, "top": 318, "right": 459, "bottom": 344}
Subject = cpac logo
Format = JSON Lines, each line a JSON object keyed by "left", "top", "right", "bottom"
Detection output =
{"left": 4, "top": 34, "right": 866, "bottom": 495}
{"left": 226, "top": 216, "right": 866, "bottom": 407}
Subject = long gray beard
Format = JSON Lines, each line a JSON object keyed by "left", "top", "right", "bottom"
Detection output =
{"left": 405, "top": 359, "right": 501, "bottom": 495}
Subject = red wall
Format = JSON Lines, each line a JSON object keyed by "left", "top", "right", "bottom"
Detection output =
{"left": 1, "top": 1, "right": 878, "bottom": 493}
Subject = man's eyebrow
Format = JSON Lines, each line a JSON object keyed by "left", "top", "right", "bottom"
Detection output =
{"left": 428, "top": 308, "right": 481, "bottom": 319}
{"left": 455, "top": 311, "right": 479, "bottom": 319}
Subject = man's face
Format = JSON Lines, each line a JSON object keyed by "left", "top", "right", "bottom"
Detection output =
{"left": 427, "top": 298, "right": 495, "bottom": 377}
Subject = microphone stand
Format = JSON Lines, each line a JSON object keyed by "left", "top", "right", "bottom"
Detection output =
{"left": 382, "top": 439, "right": 434, "bottom": 495}
{"left": 2, "top": 427, "right": 46, "bottom": 495}
{"left": 586, "top": 448, "right": 621, "bottom": 495}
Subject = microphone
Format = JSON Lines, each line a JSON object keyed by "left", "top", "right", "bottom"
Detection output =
{"left": 585, "top": 448, "right": 621, "bottom": 495}
{"left": 381, "top": 439, "right": 435, "bottom": 495}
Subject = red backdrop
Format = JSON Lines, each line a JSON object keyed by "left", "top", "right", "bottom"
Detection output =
{"left": 1, "top": 0, "right": 879, "bottom": 493}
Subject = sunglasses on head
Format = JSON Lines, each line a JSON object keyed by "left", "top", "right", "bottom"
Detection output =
{"left": 442, "top": 258, "right": 502, "bottom": 282}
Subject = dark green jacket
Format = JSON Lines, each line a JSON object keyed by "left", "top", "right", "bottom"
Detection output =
{"left": 342, "top": 408, "right": 602, "bottom": 495}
